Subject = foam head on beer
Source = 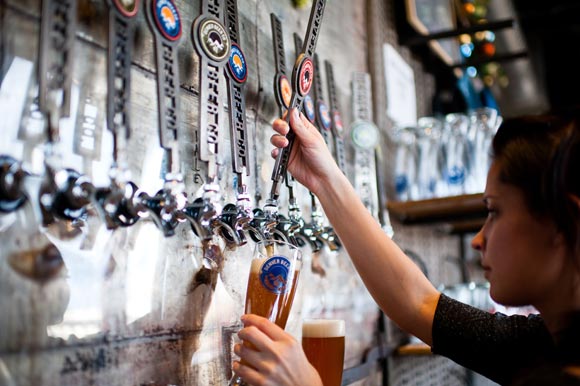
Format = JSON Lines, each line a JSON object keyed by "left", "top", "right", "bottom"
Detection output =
{"left": 302, "top": 319, "right": 345, "bottom": 338}
{"left": 302, "top": 319, "right": 346, "bottom": 386}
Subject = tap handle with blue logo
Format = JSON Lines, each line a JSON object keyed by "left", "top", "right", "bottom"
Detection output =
{"left": 145, "top": 0, "right": 182, "bottom": 177}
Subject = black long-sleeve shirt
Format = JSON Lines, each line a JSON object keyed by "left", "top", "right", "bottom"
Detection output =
{"left": 431, "top": 294, "right": 580, "bottom": 385}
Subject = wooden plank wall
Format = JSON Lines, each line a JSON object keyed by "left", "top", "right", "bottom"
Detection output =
{"left": 0, "top": 0, "right": 469, "bottom": 385}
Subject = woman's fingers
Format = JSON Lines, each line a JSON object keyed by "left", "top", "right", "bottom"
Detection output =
{"left": 270, "top": 134, "right": 289, "bottom": 148}
{"left": 233, "top": 361, "right": 267, "bottom": 386}
{"left": 242, "top": 314, "right": 290, "bottom": 341}
{"left": 272, "top": 118, "right": 290, "bottom": 135}
{"left": 289, "top": 108, "right": 315, "bottom": 136}
{"left": 238, "top": 324, "right": 275, "bottom": 353}
{"left": 234, "top": 342, "right": 270, "bottom": 372}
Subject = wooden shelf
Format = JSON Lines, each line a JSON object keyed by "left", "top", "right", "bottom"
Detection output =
{"left": 396, "top": 342, "right": 432, "bottom": 356}
{"left": 387, "top": 193, "right": 486, "bottom": 229}
{"left": 436, "top": 217, "right": 486, "bottom": 235}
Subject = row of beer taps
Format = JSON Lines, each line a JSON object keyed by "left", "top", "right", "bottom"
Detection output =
{"left": 0, "top": 0, "right": 340, "bottom": 253}
{"left": 0, "top": 151, "right": 341, "bottom": 250}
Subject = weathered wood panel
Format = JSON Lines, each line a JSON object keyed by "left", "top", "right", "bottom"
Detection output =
{"left": 0, "top": 0, "right": 381, "bottom": 385}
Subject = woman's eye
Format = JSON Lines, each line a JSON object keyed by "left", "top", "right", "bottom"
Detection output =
{"left": 486, "top": 208, "right": 497, "bottom": 218}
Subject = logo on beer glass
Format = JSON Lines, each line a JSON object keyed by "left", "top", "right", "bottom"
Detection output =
{"left": 259, "top": 256, "right": 291, "bottom": 294}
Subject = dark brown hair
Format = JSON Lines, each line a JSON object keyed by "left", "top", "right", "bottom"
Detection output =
{"left": 491, "top": 114, "right": 580, "bottom": 254}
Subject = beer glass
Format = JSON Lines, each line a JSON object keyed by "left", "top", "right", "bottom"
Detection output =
{"left": 415, "top": 117, "right": 443, "bottom": 199}
{"left": 392, "top": 125, "right": 418, "bottom": 201}
{"left": 465, "top": 107, "right": 499, "bottom": 193}
{"left": 302, "top": 319, "right": 345, "bottom": 386}
{"left": 229, "top": 240, "right": 303, "bottom": 386}
{"left": 443, "top": 113, "right": 469, "bottom": 196}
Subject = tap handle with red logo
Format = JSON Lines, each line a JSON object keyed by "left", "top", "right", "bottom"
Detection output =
{"left": 269, "top": 0, "right": 327, "bottom": 201}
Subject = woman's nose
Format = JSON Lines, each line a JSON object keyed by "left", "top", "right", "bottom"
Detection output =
{"left": 471, "top": 227, "right": 484, "bottom": 252}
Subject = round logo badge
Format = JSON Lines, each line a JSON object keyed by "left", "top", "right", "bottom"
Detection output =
{"left": 303, "top": 94, "right": 316, "bottom": 123}
{"left": 297, "top": 57, "right": 313, "bottom": 96}
{"left": 228, "top": 43, "right": 247, "bottom": 83}
{"left": 198, "top": 18, "right": 230, "bottom": 62}
{"left": 113, "top": 0, "right": 139, "bottom": 17}
{"left": 318, "top": 101, "right": 331, "bottom": 131}
{"left": 351, "top": 121, "right": 380, "bottom": 149}
{"left": 333, "top": 110, "right": 344, "bottom": 136}
{"left": 278, "top": 75, "right": 292, "bottom": 109}
{"left": 152, "top": 0, "right": 181, "bottom": 41}
{"left": 259, "top": 255, "right": 292, "bottom": 295}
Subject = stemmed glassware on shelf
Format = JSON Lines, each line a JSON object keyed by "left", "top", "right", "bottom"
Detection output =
{"left": 393, "top": 125, "right": 418, "bottom": 202}
{"left": 442, "top": 113, "right": 470, "bottom": 196}
{"left": 391, "top": 108, "right": 502, "bottom": 201}
{"left": 415, "top": 117, "right": 443, "bottom": 200}
{"left": 465, "top": 107, "right": 499, "bottom": 194}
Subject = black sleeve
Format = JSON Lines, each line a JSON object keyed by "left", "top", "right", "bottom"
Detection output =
{"left": 431, "top": 294, "right": 553, "bottom": 385}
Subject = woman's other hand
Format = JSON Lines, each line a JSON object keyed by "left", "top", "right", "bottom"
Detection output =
{"left": 233, "top": 314, "right": 323, "bottom": 386}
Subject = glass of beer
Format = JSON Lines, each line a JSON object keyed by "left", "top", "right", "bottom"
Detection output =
{"left": 302, "top": 319, "right": 346, "bottom": 386}
{"left": 229, "top": 239, "right": 303, "bottom": 386}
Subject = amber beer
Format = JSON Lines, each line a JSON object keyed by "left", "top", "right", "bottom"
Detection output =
{"left": 230, "top": 241, "right": 302, "bottom": 386}
{"left": 302, "top": 319, "right": 345, "bottom": 386}
{"left": 244, "top": 256, "right": 300, "bottom": 328}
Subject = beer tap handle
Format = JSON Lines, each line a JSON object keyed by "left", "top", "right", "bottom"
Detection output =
{"left": 224, "top": 0, "right": 252, "bottom": 217}
{"left": 325, "top": 60, "right": 348, "bottom": 174}
{"left": 269, "top": 0, "right": 327, "bottom": 201}
{"left": 0, "top": 155, "right": 28, "bottom": 213}
{"left": 105, "top": 0, "right": 138, "bottom": 151}
{"left": 375, "top": 147, "right": 395, "bottom": 238}
{"left": 191, "top": 0, "right": 230, "bottom": 223}
{"left": 38, "top": 0, "right": 76, "bottom": 120}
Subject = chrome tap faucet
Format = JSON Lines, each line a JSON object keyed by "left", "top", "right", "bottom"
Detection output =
{"left": 218, "top": 188, "right": 253, "bottom": 246}
{"left": 39, "top": 166, "right": 93, "bottom": 226}
{"left": 138, "top": 175, "right": 186, "bottom": 237}
{"left": 93, "top": 179, "right": 141, "bottom": 229}
{"left": 0, "top": 155, "right": 27, "bottom": 213}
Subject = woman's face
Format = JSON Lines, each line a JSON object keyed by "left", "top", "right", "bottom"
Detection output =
{"left": 471, "top": 161, "right": 568, "bottom": 310}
